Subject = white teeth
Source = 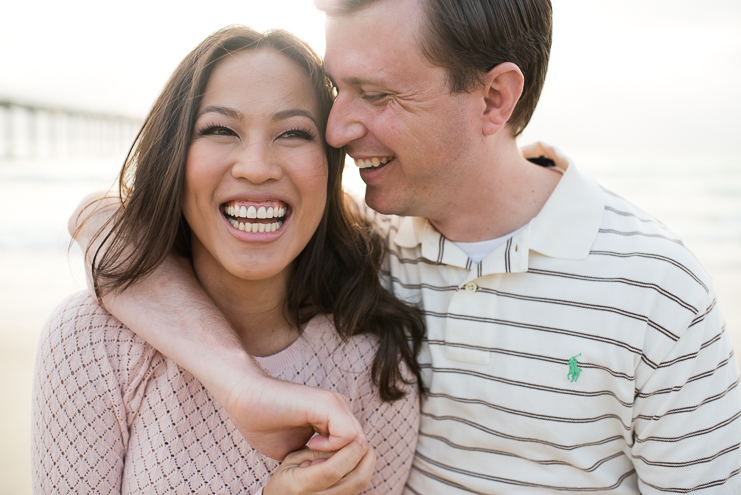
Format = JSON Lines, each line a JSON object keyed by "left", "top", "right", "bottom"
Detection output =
{"left": 355, "top": 157, "right": 390, "bottom": 169}
{"left": 228, "top": 221, "right": 285, "bottom": 233}
{"left": 226, "top": 204, "right": 287, "bottom": 221}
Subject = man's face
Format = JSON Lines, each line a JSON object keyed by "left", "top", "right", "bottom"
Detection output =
{"left": 323, "top": 0, "right": 482, "bottom": 218}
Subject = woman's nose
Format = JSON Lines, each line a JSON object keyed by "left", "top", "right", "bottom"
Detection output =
{"left": 230, "top": 144, "right": 283, "bottom": 184}
{"left": 325, "top": 94, "right": 367, "bottom": 148}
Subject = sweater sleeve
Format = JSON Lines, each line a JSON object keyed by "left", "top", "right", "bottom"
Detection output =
{"left": 352, "top": 351, "right": 420, "bottom": 495}
{"left": 31, "top": 292, "right": 157, "bottom": 495}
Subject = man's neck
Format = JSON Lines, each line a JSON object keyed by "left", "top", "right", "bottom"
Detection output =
{"left": 428, "top": 138, "right": 562, "bottom": 242}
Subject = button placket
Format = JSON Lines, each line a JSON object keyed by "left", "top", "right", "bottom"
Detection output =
{"left": 443, "top": 275, "right": 502, "bottom": 365}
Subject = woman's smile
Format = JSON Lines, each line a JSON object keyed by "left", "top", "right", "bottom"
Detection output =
{"left": 221, "top": 200, "right": 290, "bottom": 235}
{"left": 223, "top": 200, "right": 288, "bottom": 235}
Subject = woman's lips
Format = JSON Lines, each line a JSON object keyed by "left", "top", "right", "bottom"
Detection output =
{"left": 222, "top": 200, "right": 288, "bottom": 233}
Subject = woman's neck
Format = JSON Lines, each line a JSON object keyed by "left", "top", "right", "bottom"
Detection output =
{"left": 190, "top": 241, "right": 299, "bottom": 358}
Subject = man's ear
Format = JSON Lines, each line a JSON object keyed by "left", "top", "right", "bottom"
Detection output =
{"left": 481, "top": 62, "right": 524, "bottom": 136}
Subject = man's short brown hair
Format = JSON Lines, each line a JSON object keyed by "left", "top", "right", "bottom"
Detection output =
{"left": 319, "top": 0, "right": 553, "bottom": 136}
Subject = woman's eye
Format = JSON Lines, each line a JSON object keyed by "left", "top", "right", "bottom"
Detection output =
{"left": 279, "top": 128, "right": 316, "bottom": 141}
{"left": 199, "top": 124, "right": 236, "bottom": 136}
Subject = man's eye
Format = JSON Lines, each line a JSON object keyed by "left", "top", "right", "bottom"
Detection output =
{"left": 362, "top": 92, "right": 389, "bottom": 103}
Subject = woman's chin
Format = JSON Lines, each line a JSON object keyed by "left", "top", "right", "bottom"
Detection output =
{"left": 227, "top": 263, "right": 289, "bottom": 284}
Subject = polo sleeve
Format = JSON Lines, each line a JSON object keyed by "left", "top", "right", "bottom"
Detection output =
{"left": 632, "top": 290, "right": 741, "bottom": 493}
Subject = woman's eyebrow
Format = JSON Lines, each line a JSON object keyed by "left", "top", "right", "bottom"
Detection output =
{"left": 272, "top": 109, "right": 318, "bottom": 127}
{"left": 197, "top": 105, "right": 242, "bottom": 120}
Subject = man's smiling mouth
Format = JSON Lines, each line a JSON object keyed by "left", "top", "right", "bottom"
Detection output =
{"left": 354, "top": 156, "right": 394, "bottom": 169}
{"left": 223, "top": 201, "right": 287, "bottom": 233}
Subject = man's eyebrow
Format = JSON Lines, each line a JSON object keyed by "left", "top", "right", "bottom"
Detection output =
{"left": 341, "top": 76, "right": 379, "bottom": 86}
{"left": 272, "top": 109, "right": 318, "bottom": 127}
{"left": 324, "top": 68, "right": 379, "bottom": 87}
{"left": 197, "top": 105, "right": 242, "bottom": 120}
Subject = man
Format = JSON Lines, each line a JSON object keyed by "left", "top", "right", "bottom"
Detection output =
{"left": 73, "top": 0, "right": 741, "bottom": 492}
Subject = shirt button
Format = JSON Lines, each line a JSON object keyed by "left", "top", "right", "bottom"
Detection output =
{"left": 465, "top": 282, "right": 478, "bottom": 294}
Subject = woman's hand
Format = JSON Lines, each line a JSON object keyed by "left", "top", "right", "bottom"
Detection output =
{"left": 263, "top": 439, "right": 376, "bottom": 495}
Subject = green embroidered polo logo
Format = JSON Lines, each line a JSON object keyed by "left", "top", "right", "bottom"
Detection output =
{"left": 567, "top": 353, "right": 582, "bottom": 383}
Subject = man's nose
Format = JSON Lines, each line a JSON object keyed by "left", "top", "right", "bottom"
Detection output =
{"left": 325, "top": 94, "right": 367, "bottom": 148}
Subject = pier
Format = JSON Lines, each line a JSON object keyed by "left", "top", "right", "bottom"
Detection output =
{"left": 0, "top": 99, "right": 141, "bottom": 160}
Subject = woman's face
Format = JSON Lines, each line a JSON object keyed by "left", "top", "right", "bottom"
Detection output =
{"left": 182, "top": 49, "right": 328, "bottom": 284}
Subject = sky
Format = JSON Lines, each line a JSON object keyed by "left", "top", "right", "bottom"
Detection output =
{"left": 1, "top": 0, "right": 740, "bottom": 163}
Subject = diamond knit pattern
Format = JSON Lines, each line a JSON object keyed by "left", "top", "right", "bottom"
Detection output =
{"left": 32, "top": 292, "right": 419, "bottom": 494}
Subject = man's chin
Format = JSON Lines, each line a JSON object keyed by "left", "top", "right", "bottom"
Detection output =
{"left": 364, "top": 187, "right": 408, "bottom": 216}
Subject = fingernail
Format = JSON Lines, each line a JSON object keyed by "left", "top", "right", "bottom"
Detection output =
{"left": 355, "top": 434, "right": 366, "bottom": 446}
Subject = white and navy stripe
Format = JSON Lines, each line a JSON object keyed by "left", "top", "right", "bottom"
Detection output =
{"left": 362, "top": 151, "right": 741, "bottom": 494}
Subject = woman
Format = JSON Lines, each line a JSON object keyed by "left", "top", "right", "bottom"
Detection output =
{"left": 31, "top": 26, "right": 424, "bottom": 494}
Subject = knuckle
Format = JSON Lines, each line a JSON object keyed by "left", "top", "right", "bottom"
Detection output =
{"left": 351, "top": 472, "right": 372, "bottom": 492}
{"left": 325, "top": 463, "right": 345, "bottom": 482}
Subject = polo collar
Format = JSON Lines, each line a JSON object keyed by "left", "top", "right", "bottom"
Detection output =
{"left": 391, "top": 143, "right": 605, "bottom": 273}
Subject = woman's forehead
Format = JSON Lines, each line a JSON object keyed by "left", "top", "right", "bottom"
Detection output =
{"left": 201, "top": 49, "right": 319, "bottom": 118}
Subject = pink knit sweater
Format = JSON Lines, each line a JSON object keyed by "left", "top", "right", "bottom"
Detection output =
{"left": 31, "top": 292, "right": 419, "bottom": 494}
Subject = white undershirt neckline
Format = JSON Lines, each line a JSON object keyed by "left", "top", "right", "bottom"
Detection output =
{"left": 453, "top": 225, "right": 526, "bottom": 264}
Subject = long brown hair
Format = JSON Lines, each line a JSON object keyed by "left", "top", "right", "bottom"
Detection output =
{"left": 87, "top": 25, "right": 424, "bottom": 401}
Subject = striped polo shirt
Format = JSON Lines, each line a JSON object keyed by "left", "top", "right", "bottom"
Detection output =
{"left": 361, "top": 147, "right": 741, "bottom": 494}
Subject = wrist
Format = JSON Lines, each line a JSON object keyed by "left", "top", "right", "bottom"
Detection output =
{"left": 200, "top": 345, "right": 269, "bottom": 407}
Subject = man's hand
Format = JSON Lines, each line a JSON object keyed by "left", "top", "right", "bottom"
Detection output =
{"left": 264, "top": 438, "right": 376, "bottom": 495}
{"left": 224, "top": 372, "right": 364, "bottom": 459}
{"left": 69, "top": 191, "right": 365, "bottom": 460}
